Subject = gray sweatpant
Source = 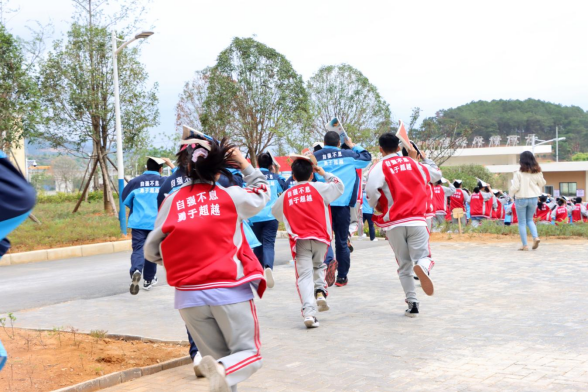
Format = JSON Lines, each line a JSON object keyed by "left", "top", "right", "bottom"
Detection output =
{"left": 295, "top": 239, "right": 328, "bottom": 317}
{"left": 179, "top": 300, "right": 262, "bottom": 391}
{"left": 432, "top": 213, "right": 446, "bottom": 229}
{"left": 385, "top": 226, "right": 434, "bottom": 303}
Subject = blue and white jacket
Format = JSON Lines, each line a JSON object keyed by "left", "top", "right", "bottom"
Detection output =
{"left": 362, "top": 191, "right": 373, "bottom": 214}
{"left": 249, "top": 168, "right": 287, "bottom": 223}
{"left": 313, "top": 145, "right": 372, "bottom": 207}
{"left": 123, "top": 170, "right": 172, "bottom": 230}
{"left": 0, "top": 151, "right": 36, "bottom": 242}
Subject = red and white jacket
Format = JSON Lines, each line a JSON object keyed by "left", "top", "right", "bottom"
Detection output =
{"left": 552, "top": 205, "right": 572, "bottom": 224}
{"left": 449, "top": 188, "right": 471, "bottom": 212}
{"left": 534, "top": 203, "right": 552, "bottom": 222}
{"left": 144, "top": 165, "right": 270, "bottom": 297}
{"left": 365, "top": 155, "right": 442, "bottom": 230}
{"left": 470, "top": 191, "right": 494, "bottom": 218}
{"left": 425, "top": 183, "right": 435, "bottom": 219}
{"left": 433, "top": 183, "right": 456, "bottom": 215}
{"left": 572, "top": 203, "right": 588, "bottom": 223}
{"left": 492, "top": 198, "right": 504, "bottom": 220}
{"left": 272, "top": 172, "right": 344, "bottom": 257}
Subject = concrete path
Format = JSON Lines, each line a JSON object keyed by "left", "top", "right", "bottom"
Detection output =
{"left": 4, "top": 239, "right": 588, "bottom": 391}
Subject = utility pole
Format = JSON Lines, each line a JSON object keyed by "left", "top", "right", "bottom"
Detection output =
{"left": 556, "top": 125, "right": 559, "bottom": 162}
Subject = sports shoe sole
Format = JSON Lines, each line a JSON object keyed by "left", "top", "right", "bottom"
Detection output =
{"left": 532, "top": 238, "right": 540, "bottom": 250}
{"left": 405, "top": 310, "right": 418, "bottom": 318}
{"left": 317, "top": 297, "right": 329, "bottom": 312}
{"left": 199, "top": 356, "right": 230, "bottom": 392}
{"left": 334, "top": 280, "right": 348, "bottom": 287}
{"left": 265, "top": 268, "right": 275, "bottom": 289}
{"left": 304, "top": 318, "right": 319, "bottom": 328}
{"left": 325, "top": 260, "right": 338, "bottom": 287}
{"left": 130, "top": 271, "right": 141, "bottom": 295}
{"left": 143, "top": 278, "right": 158, "bottom": 291}
{"left": 414, "top": 265, "right": 434, "bottom": 296}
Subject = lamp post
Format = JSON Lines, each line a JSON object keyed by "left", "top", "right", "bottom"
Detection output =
{"left": 531, "top": 135, "right": 566, "bottom": 155}
{"left": 112, "top": 30, "right": 154, "bottom": 235}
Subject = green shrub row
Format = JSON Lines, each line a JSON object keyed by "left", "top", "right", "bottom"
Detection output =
{"left": 36, "top": 191, "right": 104, "bottom": 204}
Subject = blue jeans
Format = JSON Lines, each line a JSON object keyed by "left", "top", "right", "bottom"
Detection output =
{"left": 187, "top": 327, "right": 198, "bottom": 359}
{"left": 514, "top": 197, "right": 539, "bottom": 246}
{"left": 251, "top": 219, "right": 279, "bottom": 269}
{"left": 130, "top": 229, "right": 157, "bottom": 281}
{"left": 331, "top": 206, "right": 351, "bottom": 279}
{"left": 324, "top": 245, "right": 334, "bottom": 265}
{"left": 363, "top": 213, "right": 376, "bottom": 240}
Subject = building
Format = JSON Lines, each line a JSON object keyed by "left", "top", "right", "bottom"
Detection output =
{"left": 442, "top": 143, "right": 587, "bottom": 198}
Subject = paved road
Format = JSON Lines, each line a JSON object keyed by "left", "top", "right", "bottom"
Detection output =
{"left": 5, "top": 239, "right": 588, "bottom": 391}
{"left": 0, "top": 238, "right": 384, "bottom": 313}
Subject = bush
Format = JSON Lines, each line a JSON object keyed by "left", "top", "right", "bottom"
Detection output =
{"left": 36, "top": 191, "right": 104, "bottom": 204}
{"left": 441, "top": 220, "right": 588, "bottom": 238}
{"left": 571, "top": 152, "right": 588, "bottom": 162}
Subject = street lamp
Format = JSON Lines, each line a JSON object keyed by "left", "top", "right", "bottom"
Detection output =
{"left": 112, "top": 30, "right": 154, "bottom": 235}
{"left": 531, "top": 134, "right": 566, "bottom": 158}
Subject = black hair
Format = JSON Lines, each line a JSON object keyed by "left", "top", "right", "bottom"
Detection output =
{"left": 576, "top": 197, "right": 582, "bottom": 204}
{"left": 538, "top": 194, "right": 548, "bottom": 209}
{"left": 379, "top": 133, "right": 400, "bottom": 154}
{"left": 291, "top": 159, "right": 313, "bottom": 182}
{"left": 483, "top": 186, "right": 490, "bottom": 193}
{"left": 257, "top": 152, "right": 273, "bottom": 169}
{"left": 453, "top": 181, "right": 462, "bottom": 188}
{"left": 313, "top": 144, "right": 323, "bottom": 152}
{"left": 436, "top": 180, "right": 442, "bottom": 185}
{"left": 556, "top": 198, "right": 565, "bottom": 207}
{"left": 324, "top": 131, "right": 340, "bottom": 147}
{"left": 147, "top": 158, "right": 163, "bottom": 172}
{"left": 176, "top": 137, "right": 236, "bottom": 191}
{"left": 473, "top": 187, "right": 480, "bottom": 193}
{"left": 519, "top": 151, "right": 542, "bottom": 173}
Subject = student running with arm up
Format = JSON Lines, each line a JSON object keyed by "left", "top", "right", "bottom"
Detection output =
{"left": 144, "top": 139, "right": 269, "bottom": 392}
{"left": 314, "top": 131, "right": 372, "bottom": 287}
{"left": 272, "top": 157, "right": 344, "bottom": 328}
{"left": 365, "top": 133, "right": 441, "bottom": 318}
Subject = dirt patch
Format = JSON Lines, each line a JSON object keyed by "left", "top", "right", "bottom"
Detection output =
{"left": 0, "top": 328, "right": 187, "bottom": 392}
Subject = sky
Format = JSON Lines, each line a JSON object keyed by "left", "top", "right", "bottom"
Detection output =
{"left": 5, "top": 0, "right": 588, "bottom": 148}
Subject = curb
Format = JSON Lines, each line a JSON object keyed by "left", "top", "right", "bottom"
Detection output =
{"left": 51, "top": 355, "right": 192, "bottom": 392}
{"left": 1, "top": 240, "right": 132, "bottom": 267}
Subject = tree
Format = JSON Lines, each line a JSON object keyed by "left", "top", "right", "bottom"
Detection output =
{"left": 51, "top": 155, "right": 82, "bottom": 193}
{"left": 439, "top": 164, "right": 495, "bottom": 192}
{"left": 201, "top": 37, "right": 309, "bottom": 165}
{"left": 175, "top": 68, "right": 210, "bottom": 135}
{"left": 0, "top": 23, "right": 41, "bottom": 150}
{"left": 39, "top": 0, "right": 158, "bottom": 213}
{"left": 306, "top": 64, "right": 392, "bottom": 146}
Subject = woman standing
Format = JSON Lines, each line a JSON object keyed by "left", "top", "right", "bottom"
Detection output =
{"left": 509, "top": 151, "right": 546, "bottom": 250}
{"left": 145, "top": 138, "right": 270, "bottom": 392}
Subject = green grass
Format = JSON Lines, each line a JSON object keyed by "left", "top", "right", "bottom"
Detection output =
{"left": 438, "top": 220, "right": 588, "bottom": 238}
{"left": 9, "top": 196, "right": 129, "bottom": 253}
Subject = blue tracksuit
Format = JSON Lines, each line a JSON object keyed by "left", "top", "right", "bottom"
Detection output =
{"left": 0, "top": 151, "right": 36, "bottom": 257}
{"left": 250, "top": 168, "right": 286, "bottom": 270}
{"left": 122, "top": 170, "right": 170, "bottom": 281}
{"left": 314, "top": 145, "right": 372, "bottom": 279}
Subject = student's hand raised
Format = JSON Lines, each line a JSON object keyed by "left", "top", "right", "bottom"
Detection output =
{"left": 229, "top": 148, "right": 249, "bottom": 170}
{"left": 314, "top": 166, "right": 326, "bottom": 177}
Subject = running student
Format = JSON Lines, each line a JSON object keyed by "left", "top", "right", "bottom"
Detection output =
{"left": 272, "top": 157, "right": 344, "bottom": 328}
{"left": 145, "top": 139, "right": 269, "bottom": 392}
{"left": 449, "top": 180, "right": 470, "bottom": 226}
{"left": 249, "top": 152, "right": 287, "bottom": 288}
{"left": 314, "top": 131, "right": 372, "bottom": 287}
{"left": 123, "top": 156, "right": 175, "bottom": 294}
{"left": 365, "top": 133, "right": 442, "bottom": 317}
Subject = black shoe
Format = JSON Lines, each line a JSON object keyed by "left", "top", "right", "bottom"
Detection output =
{"left": 405, "top": 301, "right": 419, "bottom": 318}
{"left": 142, "top": 276, "right": 158, "bottom": 291}
{"left": 335, "top": 276, "right": 348, "bottom": 287}
{"left": 414, "top": 276, "right": 420, "bottom": 281}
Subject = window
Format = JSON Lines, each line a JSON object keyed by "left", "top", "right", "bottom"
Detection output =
{"left": 559, "top": 183, "right": 577, "bottom": 197}
{"left": 544, "top": 185, "right": 554, "bottom": 196}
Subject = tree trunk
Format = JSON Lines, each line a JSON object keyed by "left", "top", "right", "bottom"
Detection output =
{"left": 98, "top": 148, "right": 117, "bottom": 215}
{"left": 73, "top": 156, "right": 99, "bottom": 213}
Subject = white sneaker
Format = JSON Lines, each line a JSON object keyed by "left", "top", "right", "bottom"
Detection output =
{"left": 265, "top": 267, "right": 275, "bottom": 289}
{"left": 129, "top": 270, "right": 141, "bottom": 295}
{"left": 142, "top": 276, "right": 158, "bottom": 291}
{"left": 413, "top": 265, "right": 434, "bottom": 296}
{"left": 199, "top": 356, "right": 230, "bottom": 392}
{"left": 316, "top": 291, "right": 329, "bottom": 312}
{"left": 361, "top": 233, "right": 367, "bottom": 238}
{"left": 193, "top": 351, "right": 203, "bottom": 378}
{"left": 371, "top": 238, "right": 378, "bottom": 242}
{"left": 304, "top": 316, "right": 319, "bottom": 328}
